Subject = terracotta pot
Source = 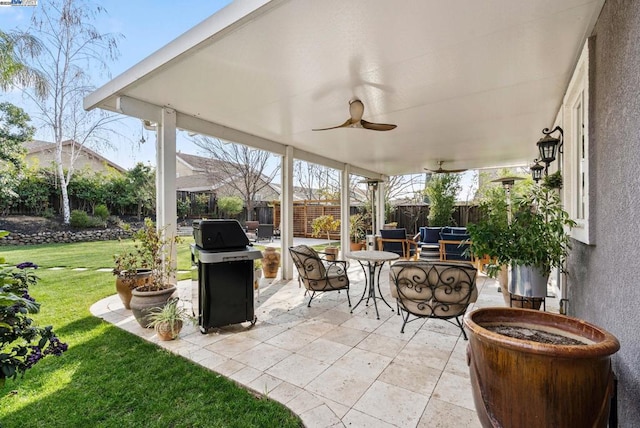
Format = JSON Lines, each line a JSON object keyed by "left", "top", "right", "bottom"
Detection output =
{"left": 155, "top": 320, "right": 183, "bottom": 341}
{"left": 261, "top": 247, "right": 280, "bottom": 278}
{"left": 464, "top": 307, "right": 620, "bottom": 428}
{"left": 115, "top": 269, "right": 153, "bottom": 309}
{"left": 130, "top": 286, "right": 176, "bottom": 328}
{"left": 350, "top": 241, "right": 363, "bottom": 251}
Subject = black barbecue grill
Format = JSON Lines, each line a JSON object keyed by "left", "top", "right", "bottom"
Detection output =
{"left": 191, "top": 219, "right": 262, "bottom": 333}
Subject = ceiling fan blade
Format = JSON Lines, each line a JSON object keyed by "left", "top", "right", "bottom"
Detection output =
{"left": 313, "top": 99, "right": 397, "bottom": 131}
{"left": 424, "top": 161, "right": 468, "bottom": 173}
{"left": 312, "top": 118, "right": 352, "bottom": 131}
{"left": 361, "top": 120, "right": 397, "bottom": 131}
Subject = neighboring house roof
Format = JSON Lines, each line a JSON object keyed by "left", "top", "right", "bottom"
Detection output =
{"left": 24, "top": 140, "right": 126, "bottom": 173}
{"left": 175, "top": 152, "right": 281, "bottom": 201}
{"left": 176, "top": 152, "right": 229, "bottom": 174}
{"left": 175, "top": 174, "right": 216, "bottom": 192}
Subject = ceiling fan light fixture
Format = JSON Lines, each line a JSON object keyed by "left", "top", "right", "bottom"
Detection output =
{"left": 313, "top": 99, "right": 397, "bottom": 132}
{"left": 424, "top": 161, "right": 467, "bottom": 174}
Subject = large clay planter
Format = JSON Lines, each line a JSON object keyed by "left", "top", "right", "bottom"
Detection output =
{"left": 130, "top": 286, "right": 176, "bottom": 328}
{"left": 499, "top": 266, "right": 542, "bottom": 310}
{"left": 464, "top": 307, "right": 620, "bottom": 428}
{"left": 261, "top": 247, "right": 280, "bottom": 278}
{"left": 509, "top": 264, "right": 548, "bottom": 299}
{"left": 115, "top": 269, "right": 153, "bottom": 309}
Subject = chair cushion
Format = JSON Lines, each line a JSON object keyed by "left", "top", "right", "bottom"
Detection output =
{"left": 389, "top": 261, "right": 477, "bottom": 318}
{"left": 439, "top": 233, "right": 471, "bottom": 261}
{"left": 245, "top": 221, "right": 259, "bottom": 231}
{"left": 379, "top": 228, "right": 408, "bottom": 256}
{"left": 419, "top": 227, "right": 442, "bottom": 244}
{"left": 289, "top": 245, "right": 326, "bottom": 280}
{"left": 449, "top": 227, "right": 468, "bottom": 235}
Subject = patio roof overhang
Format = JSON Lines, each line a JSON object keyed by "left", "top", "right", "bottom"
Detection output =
{"left": 84, "top": 0, "right": 604, "bottom": 178}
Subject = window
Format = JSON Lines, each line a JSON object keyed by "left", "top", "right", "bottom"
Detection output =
{"left": 562, "top": 41, "right": 591, "bottom": 244}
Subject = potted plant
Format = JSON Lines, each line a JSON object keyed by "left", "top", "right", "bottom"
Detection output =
{"left": 129, "top": 218, "right": 180, "bottom": 328}
{"left": 465, "top": 307, "right": 619, "bottom": 428}
{"left": 113, "top": 233, "right": 153, "bottom": 309}
{"left": 349, "top": 214, "right": 366, "bottom": 251}
{"left": 466, "top": 184, "right": 510, "bottom": 279}
{"left": 146, "top": 297, "right": 195, "bottom": 341}
{"left": 261, "top": 247, "right": 280, "bottom": 279}
{"left": 542, "top": 170, "right": 563, "bottom": 189}
{"left": 311, "top": 215, "right": 340, "bottom": 260}
{"left": 468, "top": 185, "right": 576, "bottom": 306}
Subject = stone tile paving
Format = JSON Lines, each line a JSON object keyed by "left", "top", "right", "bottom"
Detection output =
{"left": 91, "top": 262, "right": 559, "bottom": 428}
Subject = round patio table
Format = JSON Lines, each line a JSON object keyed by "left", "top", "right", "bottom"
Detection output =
{"left": 347, "top": 250, "right": 399, "bottom": 319}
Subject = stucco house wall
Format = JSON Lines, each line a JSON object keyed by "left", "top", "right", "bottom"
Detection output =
{"left": 566, "top": 0, "right": 640, "bottom": 425}
{"left": 25, "top": 140, "right": 125, "bottom": 174}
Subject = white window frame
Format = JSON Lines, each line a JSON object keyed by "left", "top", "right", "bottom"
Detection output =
{"left": 562, "top": 42, "right": 591, "bottom": 244}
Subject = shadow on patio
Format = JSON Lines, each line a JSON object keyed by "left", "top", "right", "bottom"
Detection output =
{"left": 91, "top": 262, "right": 558, "bottom": 428}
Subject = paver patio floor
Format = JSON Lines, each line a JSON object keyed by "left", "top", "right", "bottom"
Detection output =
{"left": 91, "top": 262, "right": 558, "bottom": 428}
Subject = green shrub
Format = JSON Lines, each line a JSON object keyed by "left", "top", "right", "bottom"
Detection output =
{"left": 42, "top": 207, "right": 55, "bottom": 219}
{"left": 70, "top": 210, "right": 90, "bottom": 228}
{"left": 425, "top": 173, "right": 461, "bottom": 226}
{"left": 94, "top": 204, "right": 110, "bottom": 220}
{"left": 88, "top": 216, "right": 106, "bottom": 228}
{"left": 177, "top": 199, "right": 190, "bottom": 219}
{"left": 217, "top": 196, "right": 243, "bottom": 217}
{"left": 107, "top": 215, "right": 120, "bottom": 226}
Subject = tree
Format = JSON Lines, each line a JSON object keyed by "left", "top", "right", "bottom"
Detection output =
{"left": 0, "top": 30, "right": 47, "bottom": 97}
{"left": 192, "top": 136, "right": 279, "bottom": 221}
{"left": 217, "top": 196, "right": 243, "bottom": 218}
{"left": 126, "top": 163, "right": 155, "bottom": 219}
{"left": 0, "top": 103, "right": 35, "bottom": 204}
{"left": 68, "top": 170, "right": 108, "bottom": 213}
{"left": 294, "top": 161, "right": 337, "bottom": 200}
{"left": 425, "top": 173, "right": 462, "bottom": 226}
{"left": 17, "top": 0, "right": 121, "bottom": 224}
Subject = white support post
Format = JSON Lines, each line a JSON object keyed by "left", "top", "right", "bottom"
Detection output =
{"left": 376, "top": 181, "right": 386, "bottom": 233}
{"left": 281, "top": 146, "right": 294, "bottom": 279}
{"left": 156, "top": 108, "right": 178, "bottom": 280}
{"left": 341, "top": 166, "right": 351, "bottom": 256}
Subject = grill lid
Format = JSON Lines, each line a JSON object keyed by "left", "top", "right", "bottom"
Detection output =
{"left": 193, "top": 219, "right": 250, "bottom": 250}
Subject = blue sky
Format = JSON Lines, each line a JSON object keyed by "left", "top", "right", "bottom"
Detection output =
{"left": 1, "top": 0, "right": 232, "bottom": 169}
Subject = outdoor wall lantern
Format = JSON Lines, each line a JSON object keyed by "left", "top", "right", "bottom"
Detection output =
{"left": 530, "top": 160, "right": 545, "bottom": 183}
{"left": 536, "top": 126, "right": 564, "bottom": 174}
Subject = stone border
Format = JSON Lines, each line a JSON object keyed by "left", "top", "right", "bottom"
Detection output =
{"left": 0, "top": 228, "right": 133, "bottom": 246}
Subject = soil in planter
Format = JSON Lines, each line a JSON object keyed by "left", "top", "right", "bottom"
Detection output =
{"left": 487, "top": 325, "right": 588, "bottom": 345}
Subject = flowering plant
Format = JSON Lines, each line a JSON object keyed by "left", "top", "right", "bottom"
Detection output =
{"left": 1, "top": 242, "right": 68, "bottom": 386}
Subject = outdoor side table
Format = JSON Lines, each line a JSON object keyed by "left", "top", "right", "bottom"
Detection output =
{"left": 347, "top": 250, "right": 400, "bottom": 319}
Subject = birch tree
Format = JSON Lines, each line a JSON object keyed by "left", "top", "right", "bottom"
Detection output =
{"left": 17, "top": 0, "right": 121, "bottom": 223}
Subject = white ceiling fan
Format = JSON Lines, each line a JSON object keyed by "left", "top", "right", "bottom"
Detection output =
{"left": 312, "top": 99, "right": 397, "bottom": 131}
{"left": 424, "top": 161, "right": 468, "bottom": 174}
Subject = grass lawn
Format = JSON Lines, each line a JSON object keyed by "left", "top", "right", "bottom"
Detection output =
{"left": 0, "top": 240, "right": 302, "bottom": 428}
